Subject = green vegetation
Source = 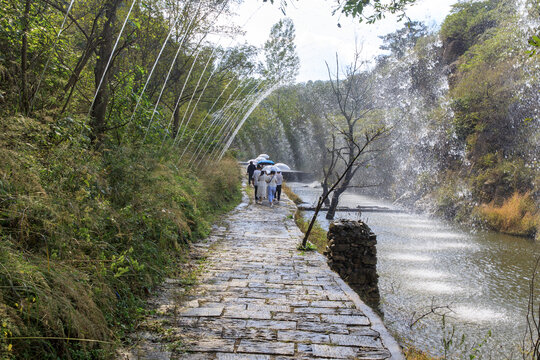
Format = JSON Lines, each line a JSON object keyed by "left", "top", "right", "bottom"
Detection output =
{"left": 281, "top": 183, "right": 327, "bottom": 252}
{"left": 403, "top": 346, "right": 437, "bottom": 360}
{"left": 0, "top": 0, "right": 257, "bottom": 357}
{"left": 282, "top": 183, "right": 303, "bottom": 205}
{"left": 0, "top": 113, "right": 241, "bottom": 358}
{"left": 294, "top": 210, "right": 328, "bottom": 253}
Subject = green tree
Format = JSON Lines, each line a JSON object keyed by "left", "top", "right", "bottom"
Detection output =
{"left": 262, "top": 18, "right": 299, "bottom": 84}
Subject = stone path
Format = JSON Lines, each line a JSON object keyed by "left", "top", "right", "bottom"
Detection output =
{"left": 121, "top": 185, "right": 403, "bottom": 360}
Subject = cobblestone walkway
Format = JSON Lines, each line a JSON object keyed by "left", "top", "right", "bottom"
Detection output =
{"left": 122, "top": 186, "right": 403, "bottom": 360}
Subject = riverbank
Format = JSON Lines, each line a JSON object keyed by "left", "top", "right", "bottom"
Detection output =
{"left": 0, "top": 115, "right": 242, "bottom": 358}
{"left": 288, "top": 181, "right": 540, "bottom": 358}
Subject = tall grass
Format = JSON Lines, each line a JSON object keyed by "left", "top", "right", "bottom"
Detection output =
{"left": 281, "top": 183, "right": 328, "bottom": 252}
{"left": 0, "top": 116, "right": 241, "bottom": 358}
{"left": 476, "top": 191, "right": 539, "bottom": 238}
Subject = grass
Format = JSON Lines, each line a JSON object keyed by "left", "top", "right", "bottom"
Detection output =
{"left": 281, "top": 183, "right": 328, "bottom": 253}
{"left": 282, "top": 183, "right": 303, "bottom": 205}
{"left": 0, "top": 115, "right": 242, "bottom": 359}
{"left": 294, "top": 211, "right": 328, "bottom": 253}
{"left": 403, "top": 345, "right": 439, "bottom": 360}
{"left": 476, "top": 191, "right": 539, "bottom": 238}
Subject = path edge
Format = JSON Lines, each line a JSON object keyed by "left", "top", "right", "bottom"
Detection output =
{"left": 311, "top": 251, "right": 405, "bottom": 360}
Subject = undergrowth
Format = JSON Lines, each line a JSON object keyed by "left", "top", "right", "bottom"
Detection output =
{"left": 0, "top": 115, "right": 241, "bottom": 359}
{"left": 403, "top": 345, "right": 438, "bottom": 360}
{"left": 476, "top": 191, "right": 539, "bottom": 238}
{"left": 281, "top": 184, "right": 328, "bottom": 253}
{"left": 282, "top": 183, "right": 303, "bottom": 205}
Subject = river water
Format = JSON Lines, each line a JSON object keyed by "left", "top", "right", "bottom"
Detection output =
{"left": 288, "top": 181, "right": 540, "bottom": 358}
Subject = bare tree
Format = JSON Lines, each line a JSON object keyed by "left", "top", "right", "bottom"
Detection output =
{"left": 323, "top": 49, "right": 390, "bottom": 220}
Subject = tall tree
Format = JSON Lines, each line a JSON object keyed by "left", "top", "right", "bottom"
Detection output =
{"left": 262, "top": 18, "right": 299, "bottom": 85}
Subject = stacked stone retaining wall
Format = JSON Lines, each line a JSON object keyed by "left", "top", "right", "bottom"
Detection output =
{"left": 326, "top": 219, "right": 381, "bottom": 309}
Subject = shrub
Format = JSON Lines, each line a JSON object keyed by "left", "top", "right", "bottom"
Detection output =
{"left": 476, "top": 191, "right": 539, "bottom": 237}
{"left": 0, "top": 115, "right": 242, "bottom": 358}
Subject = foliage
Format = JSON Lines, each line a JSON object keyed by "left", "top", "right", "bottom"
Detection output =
{"left": 403, "top": 345, "right": 437, "bottom": 360}
{"left": 476, "top": 192, "right": 539, "bottom": 237}
{"left": 440, "top": 0, "right": 500, "bottom": 50}
{"left": 379, "top": 21, "right": 428, "bottom": 59}
{"left": 265, "top": 0, "right": 417, "bottom": 24}
{"left": 282, "top": 183, "right": 303, "bottom": 205}
{"left": 294, "top": 211, "right": 327, "bottom": 254}
{"left": 0, "top": 114, "right": 241, "bottom": 358}
{"left": 263, "top": 18, "right": 300, "bottom": 84}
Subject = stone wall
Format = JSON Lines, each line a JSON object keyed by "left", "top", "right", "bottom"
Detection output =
{"left": 325, "top": 219, "right": 380, "bottom": 309}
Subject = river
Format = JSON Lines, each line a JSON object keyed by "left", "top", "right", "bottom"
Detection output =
{"left": 288, "top": 181, "right": 540, "bottom": 358}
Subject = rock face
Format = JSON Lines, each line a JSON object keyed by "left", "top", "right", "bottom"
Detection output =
{"left": 326, "top": 219, "right": 381, "bottom": 309}
{"left": 442, "top": 39, "right": 466, "bottom": 65}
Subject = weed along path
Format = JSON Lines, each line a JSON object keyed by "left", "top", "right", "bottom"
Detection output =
{"left": 121, "top": 184, "right": 403, "bottom": 360}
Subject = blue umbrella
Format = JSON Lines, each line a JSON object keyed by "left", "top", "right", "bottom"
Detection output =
{"left": 257, "top": 160, "right": 274, "bottom": 165}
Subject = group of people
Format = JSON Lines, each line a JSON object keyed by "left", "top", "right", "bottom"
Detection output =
{"left": 246, "top": 161, "right": 283, "bottom": 207}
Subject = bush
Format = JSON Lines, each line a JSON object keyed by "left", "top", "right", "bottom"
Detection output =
{"left": 0, "top": 115, "right": 241, "bottom": 358}
{"left": 476, "top": 191, "right": 539, "bottom": 237}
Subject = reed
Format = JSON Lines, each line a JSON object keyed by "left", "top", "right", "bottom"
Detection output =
{"left": 476, "top": 191, "right": 539, "bottom": 237}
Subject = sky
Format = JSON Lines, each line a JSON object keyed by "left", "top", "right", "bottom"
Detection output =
{"left": 226, "top": 0, "right": 458, "bottom": 83}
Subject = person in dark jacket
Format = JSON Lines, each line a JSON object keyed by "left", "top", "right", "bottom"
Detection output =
{"left": 247, "top": 161, "right": 256, "bottom": 186}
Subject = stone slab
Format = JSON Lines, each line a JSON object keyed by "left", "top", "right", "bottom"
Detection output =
{"left": 237, "top": 340, "right": 295, "bottom": 355}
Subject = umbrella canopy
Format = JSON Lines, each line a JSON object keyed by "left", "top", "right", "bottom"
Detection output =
{"left": 258, "top": 154, "right": 270, "bottom": 159}
{"left": 257, "top": 159, "right": 275, "bottom": 165}
{"left": 275, "top": 163, "right": 291, "bottom": 171}
{"left": 262, "top": 165, "right": 272, "bottom": 173}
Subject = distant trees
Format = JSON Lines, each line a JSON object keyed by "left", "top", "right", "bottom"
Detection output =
{"left": 238, "top": 0, "right": 539, "bottom": 238}
{"left": 263, "top": 18, "right": 300, "bottom": 84}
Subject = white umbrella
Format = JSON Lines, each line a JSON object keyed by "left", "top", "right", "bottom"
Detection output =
{"left": 258, "top": 154, "right": 270, "bottom": 159}
{"left": 262, "top": 165, "right": 272, "bottom": 173}
{"left": 275, "top": 163, "right": 291, "bottom": 171}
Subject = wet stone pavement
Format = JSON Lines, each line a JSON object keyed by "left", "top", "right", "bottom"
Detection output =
{"left": 121, "top": 185, "right": 403, "bottom": 360}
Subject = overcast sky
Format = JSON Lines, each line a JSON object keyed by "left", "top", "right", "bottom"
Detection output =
{"left": 226, "top": 0, "right": 457, "bottom": 83}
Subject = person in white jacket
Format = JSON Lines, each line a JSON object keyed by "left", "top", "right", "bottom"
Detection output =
{"left": 265, "top": 170, "right": 278, "bottom": 207}
{"left": 256, "top": 168, "right": 267, "bottom": 204}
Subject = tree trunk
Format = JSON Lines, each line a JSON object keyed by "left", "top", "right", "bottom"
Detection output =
{"left": 326, "top": 190, "right": 342, "bottom": 220}
{"left": 89, "top": 0, "right": 121, "bottom": 143}
{"left": 20, "top": 0, "right": 32, "bottom": 115}
{"left": 172, "top": 107, "right": 180, "bottom": 139}
{"left": 321, "top": 182, "right": 331, "bottom": 206}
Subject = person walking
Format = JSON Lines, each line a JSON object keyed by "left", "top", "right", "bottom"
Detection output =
{"left": 266, "top": 170, "right": 278, "bottom": 207}
{"left": 275, "top": 170, "right": 283, "bottom": 202}
{"left": 257, "top": 168, "right": 268, "bottom": 204}
{"left": 246, "top": 161, "right": 256, "bottom": 186}
{"left": 252, "top": 165, "right": 261, "bottom": 203}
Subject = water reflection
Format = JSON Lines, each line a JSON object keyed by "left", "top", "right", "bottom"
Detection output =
{"left": 288, "top": 182, "right": 540, "bottom": 356}
{"left": 452, "top": 305, "right": 508, "bottom": 323}
{"left": 385, "top": 253, "right": 433, "bottom": 262}
{"left": 405, "top": 269, "right": 451, "bottom": 279}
